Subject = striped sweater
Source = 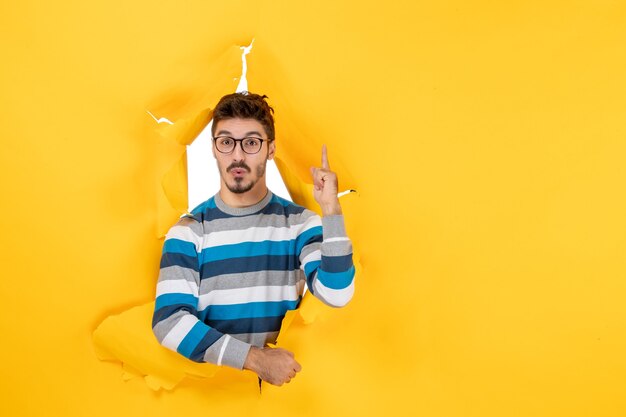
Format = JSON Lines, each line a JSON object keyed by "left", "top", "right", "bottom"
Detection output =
{"left": 152, "top": 191, "right": 355, "bottom": 370}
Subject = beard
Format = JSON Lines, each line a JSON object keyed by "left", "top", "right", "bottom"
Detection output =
{"left": 223, "top": 160, "right": 267, "bottom": 194}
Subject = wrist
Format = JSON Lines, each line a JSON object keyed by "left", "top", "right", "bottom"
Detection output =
{"left": 321, "top": 201, "right": 342, "bottom": 216}
{"left": 243, "top": 346, "right": 263, "bottom": 373}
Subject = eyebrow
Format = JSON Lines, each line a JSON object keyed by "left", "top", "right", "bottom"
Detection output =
{"left": 215, "top": 130, "right": 264, "bottom": 137}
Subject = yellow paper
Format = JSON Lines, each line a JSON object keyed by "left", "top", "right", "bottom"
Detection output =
{"left": 93, "top": 302, "right": 220, "bottom": 390}
{"left": 2, "top": 1, "right": 626, "bottom": 416}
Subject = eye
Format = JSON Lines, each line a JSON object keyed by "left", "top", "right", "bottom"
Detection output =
{"left": 244, "top": 138, "right": 261, "bottom": 147}
{"left": 219, "top": 137, "right": 233, "bottom": 146}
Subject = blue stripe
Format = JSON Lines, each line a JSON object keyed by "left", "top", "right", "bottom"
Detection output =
{"left": 155, "top": 293, "right": 197, "bottom": 311}
{"left": 316, "top": 266, "right": 355, "bottom": 290}
{"left": 200, "top": 240, "right": 293, "bottom": 263}
{"left": 177, "top": 321, "right": 209, "bottom": 358}
{"left": 321, "top": 253, "right": 353, "bottom": 273}
{"left": 188, "top": 327, "right": 224, "bottom": 362}
{"left": 303, "top": 260, "right": 321, "bottom": 294}
{"left": 152, "top": 304, "right": 199, "bottom": 326}
{"left": 163, "top": 238, "right": 197, "bottom": 257}
{"left": 190, "top": 197, "right": 217, "bottom": 215}
{"left": 262, "top": 202, "right": 306, "bottom": 217}
{"left": 303, "top": 259, "right": 321, "bottom": 281}
{"left": 207, "top": 316, "right": 285, "bottom": 334}
{"left": 295, "top": 226, "right": 323, "bottom": 254}
{"left": 269, "top": 195, "right": 297, "bottom": 208}
{"left": 160, "top": 252, "right": 198, "bottom": 271}
{"left": 197, "top": 207, "right": 238, "bottom": 221}
{"left": 203, "top": 300, "right": 300, "bottom": 321}
{"left": 200, "top": 255, "right": 297, "bottom": 280}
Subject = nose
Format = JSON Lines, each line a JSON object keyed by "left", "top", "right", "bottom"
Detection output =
{"left": 231, "top": 141, "right": 246, "bottom": 161}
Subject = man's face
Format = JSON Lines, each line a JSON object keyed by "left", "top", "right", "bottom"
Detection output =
{"left": 212, "top": 118, "right": 275, "bottom": 195}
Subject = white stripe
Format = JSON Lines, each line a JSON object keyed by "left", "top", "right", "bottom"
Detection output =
{"left": 217, "top": 335, "right": 231, "bottom": 366}
{"left": 161, "top": 315, "right": 198, "bottom": 351}
{"left": 301, "top": 250, "right": 321, "bottom": 268}
{"left": 302, "top": 216, "right": 322, "bottom": 230}
{"left": 313, "top": 280, "right": 355, "bottom": 307}
{"left": 156, "top": 279, "right": 198, "bottom": 297}
{"left": 200, "top": 226, "right": 296, "bottom": 250}
{"left": 198, "top": 285, "right": 300, "bottom": 309}
{"left": 324, "top": 237, "right": 350, "bottom": 243}
{"left": 199, "top": 217, "right": 322, "bottom": 250}
{"left": 167, "top": 226, "right": 201, "bottom": 251}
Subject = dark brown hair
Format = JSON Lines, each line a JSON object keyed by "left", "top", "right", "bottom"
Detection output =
{"left": 211, "top": 92, "right": 275, "bottom": 141}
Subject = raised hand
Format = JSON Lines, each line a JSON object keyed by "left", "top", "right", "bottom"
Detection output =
{"left": 310, "top": 145, "right": 342, "bottom": 216}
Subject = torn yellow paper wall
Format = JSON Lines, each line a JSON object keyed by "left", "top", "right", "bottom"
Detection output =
{"left": 92, "top": 100, "right": 359, "bottom": 390}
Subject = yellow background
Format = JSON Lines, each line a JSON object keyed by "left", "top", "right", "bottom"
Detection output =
{"left": 1, "top": 1, "right": 625, "bottom": 416}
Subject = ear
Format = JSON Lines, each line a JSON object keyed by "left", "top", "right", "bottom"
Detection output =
{"left": 267, "top": 140, "right": 276, "bottom": 160}
{"left": 211, "top": 142, "right": 216, "bottom": 159}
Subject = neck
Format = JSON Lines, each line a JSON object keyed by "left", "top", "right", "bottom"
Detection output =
{"left": 219, "top": 183, "right": 269, "bottom": 208}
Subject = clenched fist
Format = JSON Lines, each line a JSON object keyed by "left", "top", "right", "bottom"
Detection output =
{"left": 244, "top": 346, "right": 302, "bottom": 386}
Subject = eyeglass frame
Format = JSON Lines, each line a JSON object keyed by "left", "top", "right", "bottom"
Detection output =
{"left": 211, "top": 135, "right": 273, "bottom": 155}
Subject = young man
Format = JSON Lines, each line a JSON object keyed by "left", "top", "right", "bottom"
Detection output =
{"left": 152, "top": 93, "right": 355, "bottom": 386}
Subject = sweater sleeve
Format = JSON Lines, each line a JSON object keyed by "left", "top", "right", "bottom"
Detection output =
{"left": 151, "top": 217, "right": 252, "bottom": 370}
{"left": 298, "top": 213, "right": 355, "bottom": 307}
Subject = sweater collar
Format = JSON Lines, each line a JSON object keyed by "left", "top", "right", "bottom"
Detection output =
{"left": 214, "top": 190, "right": 273, "bottom": 216}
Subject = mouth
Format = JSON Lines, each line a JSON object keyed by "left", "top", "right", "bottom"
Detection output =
{"left": 229, "top": 167, "right": 249, "bottom": 177}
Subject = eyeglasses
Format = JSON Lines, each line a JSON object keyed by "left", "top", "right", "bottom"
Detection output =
{"left": 212, "top": 136, "right": 270, "bottom": 155}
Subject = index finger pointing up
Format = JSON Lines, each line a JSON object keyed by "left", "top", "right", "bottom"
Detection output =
{"left": 321, "top": 144, "right": 330, "bottom": 169}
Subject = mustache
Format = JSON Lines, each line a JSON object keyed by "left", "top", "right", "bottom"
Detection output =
{"left": 227, "top": 162, "right": 251, "bottom": 172}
